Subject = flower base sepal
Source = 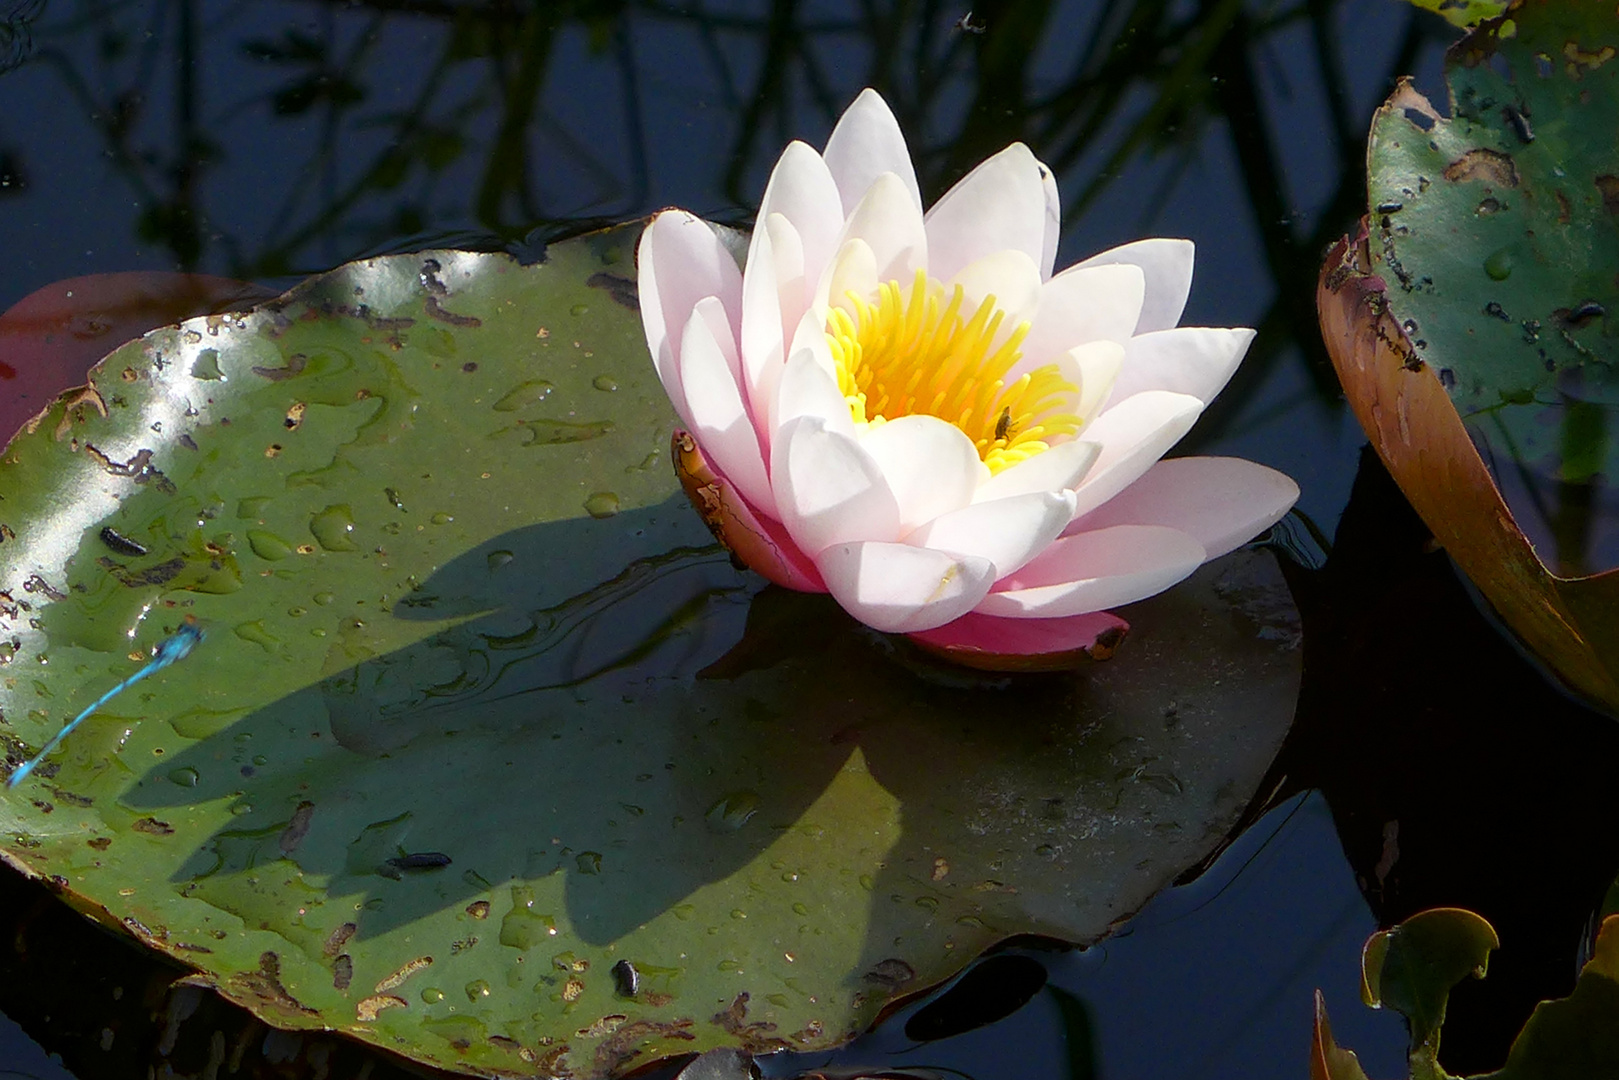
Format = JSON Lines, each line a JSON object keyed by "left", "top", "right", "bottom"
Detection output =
{"left": 672, "top": 429, "right": 825, "bottom": 592}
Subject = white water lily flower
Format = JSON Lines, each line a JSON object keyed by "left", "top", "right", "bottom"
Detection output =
{"left": 641, "top": 88, "right": 1298, "bottom": 667}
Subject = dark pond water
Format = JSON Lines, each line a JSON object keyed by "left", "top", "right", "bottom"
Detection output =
{"left": 0, "top": 1, "right": 1614, "bottom": 1077}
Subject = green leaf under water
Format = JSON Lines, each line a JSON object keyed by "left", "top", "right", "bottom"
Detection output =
{"left": 1318, "top": 906, "right": 1619, "bottom": 1080}
{"left": 0, "top": 225, "right": 1300, "bottom": 1076}
{"left": 1367, "top": 6, "right": 1619, "bottom": 575}
{"left": 1397, "top": 0, "right": 1509, "bottom": 31}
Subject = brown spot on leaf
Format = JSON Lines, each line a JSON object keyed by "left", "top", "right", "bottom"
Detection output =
{"left": 322, "top": 922, "right": 357, "bottom": 958}
{"left": 864, "top": 957, "right": 917, "bottom": 990}
{"left": 131, "top": 816, "right": 174, "bottom": 836}
{"left": 586, "top": 272, "right": 639, "bottom": 311}
{"left": 590, "top": 1019, "right": 694, "bottom": 1076}
{"left": 711, "top": 992, "right": 789, "bottom": 1052}
{"left": 333, "top": 954, "right": 353, "bottom": 991}
{"left": 251, "top": 353, "right": 307, "bottom": 381}
{"left": 86, "top": 836, "right": 110, "bottom": 850}
{"left": 465, "top": 900, "right": 490, "bottom": 919}
{"left": 81, "top": 445, "right": 175, "bottom": 492}
{"left": 228, "top": 952, "right": 318, "bottom": 1021}
{"left": 424, "top": 295, "right": 481, "bottom": 327}
{"left": 277, "top": 801, "right": 315, "bottom": 855}
{"left": 98, "top": 554, "right": 185, "bottom": 588}
{"left": 374, "top": 955, "right": 433, "bottom": 993}
{"left": 355, "top": 993, "right": 405, "bottom": 1021}
{"left": 1442, "top": 148, "right": 1520, "bottom": 188}
{"left": 1596, "top": 175, "right": 1619, "bottom": 218}
{"left": 576, "top": 1014, "right": 628, "bottom": 1039}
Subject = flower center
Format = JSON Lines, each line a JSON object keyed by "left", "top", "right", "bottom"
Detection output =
{"left": 824, "top": 270, "right": 1081, "bottom": 475}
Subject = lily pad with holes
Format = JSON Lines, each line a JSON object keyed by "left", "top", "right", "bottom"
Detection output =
{"left": 0, "top": 225, "right": 1300, "bottom": 1077}
{"left": 1322, "top": 6, "right": 1619, "bottom": 715}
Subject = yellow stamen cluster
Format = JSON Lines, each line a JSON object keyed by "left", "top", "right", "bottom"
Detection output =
{"left": 824, "top": 270, "right": 1080, "bottom": 474}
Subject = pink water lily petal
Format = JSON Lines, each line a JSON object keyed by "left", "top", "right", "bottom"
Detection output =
{"left": 817, "top": 540, "right": 996, "bottom": 633}
{"left": 763, "top": 213, "right": 811, "bottom": 335}
{"left": 740, "top": 223, "right": 786, "bottom": 438}
{"left": 1068, "top": 456, "right": 1298, "bottom": 560}
{"left": 754, "top": 141, "right": 845, "bottom": 296}
{"left": 691, "top": 295, "right": 743, "bottom": 390}
{"left": 1039, "top": 160, "right": 1061, "bottom": 280}
{"left": 907, "top": 609, "right": 1129, "bottom": 671}
{"left": 973, "top": 439, "right": 1100, "bottom": 502}
{"left": 1015, "top": 264, "right": 1145, "bottom": 374}
{"left": 924, "top": 143, "right": 1049, "bottom": 283}
{"left": 775, "top": 337, "right": 854, "bottom": 439}
{"left": 1068, "top": 390, "right": 1203, "bottom": 520}
{"left": 905, "top": 489, "right": 1077, "bottom": 577}
{"left": 1104, "top": 327, "right": 1254, "bottom": 410}
{"left": 1074, "top": 238, "right": 1194, "bottom": 334}
{"left": 772, "top": 415, "right": 900, "bottom": 553}
{"left": 857, "top": 414, "right": 981, "bottom": 532}
{"left": 837, "top": 173, "right": 927, "bottom": 285}
{"left": 822, "top": 89, "right": 923, "bottom": 216}
{"left": 978, "top": 524, "right": 1205, "bottom": 617}
{"left": 679, "top": 308, "right": 772, "bottom": 513}
{"left": 638, "top": 211, "right": 745, "bottom": 424}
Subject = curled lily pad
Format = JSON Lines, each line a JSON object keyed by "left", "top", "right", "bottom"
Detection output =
{"left": 0, "top": 225, "right": 1300, "bottom": 1076}
{"left": 1324, "top": 6, "right": 1619, "bottom": 713}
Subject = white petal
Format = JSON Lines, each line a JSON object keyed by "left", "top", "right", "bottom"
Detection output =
{"left": 1015, "top": 264, "right": 1145, "bottom": 374}
{"left": 1068, "top": 391, "right": 1204, "bottom": 520}
{"left": 857, "top": 415, "right": 980, "bottom": 532}
{"left": 740, "top": 224, "right": 785, "bottom": 436}
{"left": 817, "top": 540, "right": 995, "bottom": 633}
{"left": 821, "top": 237, "right": 879, "bottom": 316}
{"left": 836, "top": 172, "right": 927, "bottom": 285}
{"left": 755, "top": 141, "right": 845, "bottom": 294}
{"left": 906, "top": 490, "right": 1077, "bottom": 578}
{"left": 764, "top": 213, "right": 810, "bottom": 333}
{"left": 1039, "top": 156, "right": 1061, "bottom": 280}
{"left": 774, "top": 343, "right": 855, "bottom": 440}
{"left": 924, "top": 143, "right": 1049, "bottom": 283}
{"left": 679, "top": 311, "right": 773, "bottom": 512}
{"left": 1104, "top": 327, "right": 1254, "bottom": 411}
{"left": 977, "top": 525, "right": 1205, "bottom": 617}
{"left": 638, "top": 212, "right": 745, "bottom": 424}
{"left": 1074, "top": 238, "right": 1194, "bottom": 333}
{"left": 1068, "top": 456, "right": 1299, "bottom": 560}
{"left": 771, "top": 415, "right": 899, "bottom": 553}
{"left": 692, "top": 295, "right": 742, "bottom": 389}
{"left": 1043, "top": 341, "right": 1125, "bottom": 427}
{"left": 822, "top": 89, "right": 923, "bottom": 216}
{"left": 973, "top": 439, "right": 1100, "bottom": 502}
{"left": 948, "top": 248, "right": 1043, "bottom": 332}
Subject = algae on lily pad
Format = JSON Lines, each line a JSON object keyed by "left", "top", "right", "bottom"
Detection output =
{"left": 0, "top": 225, "right": 1300, "bottom": 1076}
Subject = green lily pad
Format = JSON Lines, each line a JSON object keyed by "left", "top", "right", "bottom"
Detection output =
{"left": 1316, "top": 907, "right": 1619, "bottom": 1080}
{"left": 1360, "top": 907, "right": 1498, "bottom": 1066}
{"left": 1397, "top": 0, "right": 1509, "bottom": 30}
{"left": 0, "top": 225, "right": 1300, "bottom": 1076}
{"left": 1368, "top": 7, "right": 1619, "bottom": 576}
